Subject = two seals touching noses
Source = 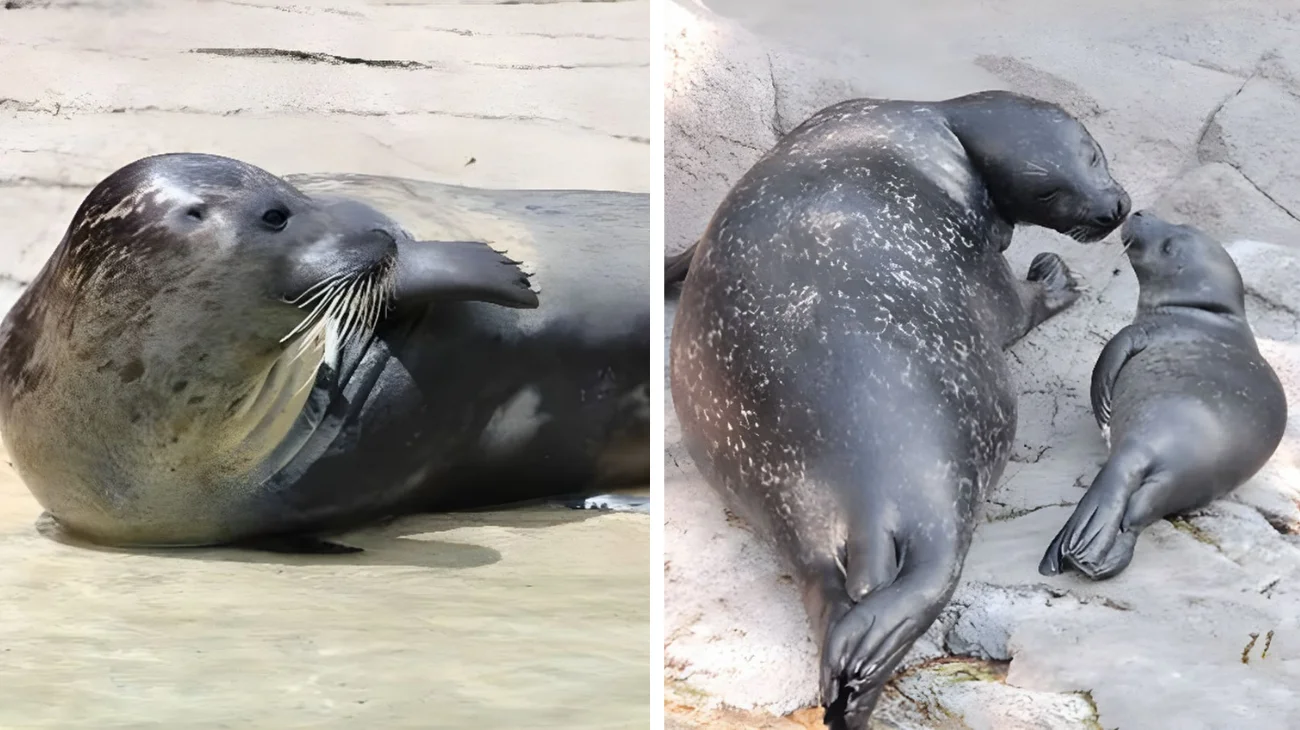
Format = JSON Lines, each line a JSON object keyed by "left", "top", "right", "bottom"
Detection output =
{"left": 1040, "top": 211, "right": 1288, "bottom": 580}
{"left": 0, "top": 152, "right": 650, "bottom": 551}
{"left": 669, "top": 90, "right": 1129, "bottom": 728}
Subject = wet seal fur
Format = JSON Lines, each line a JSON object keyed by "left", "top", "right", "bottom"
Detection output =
{"left": 668, "top": 90, "right": 1130, "bottom": 727}
{"left": 1040, "top": 211, "right": 1287, "bottom": 580}
{"left": 0, "top": 153, "right": 649, "bottom": 552}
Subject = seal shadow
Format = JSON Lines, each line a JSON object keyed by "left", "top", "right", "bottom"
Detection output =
{"left": 33, "top": 501, "right": 641, "bottom": 570}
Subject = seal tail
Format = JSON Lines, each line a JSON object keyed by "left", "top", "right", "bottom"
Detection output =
{"left": 665, "top": 241, "right": 698, "bottom": 286}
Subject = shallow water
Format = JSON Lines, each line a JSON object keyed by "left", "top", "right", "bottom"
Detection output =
{"left": 0, "top": 446, "right": 649, "bottom": 729}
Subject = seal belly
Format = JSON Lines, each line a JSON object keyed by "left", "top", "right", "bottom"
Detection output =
{"left": 1111, "top": 335, "right": 1287, "bottom": 478}
{"left": 249, "top": 298, "right": 649, "bottom": 531}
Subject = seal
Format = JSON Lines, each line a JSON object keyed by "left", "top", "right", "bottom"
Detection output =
{"left": 0, "top": 153, "right": 649, "bottom": 552}
{"left": 668, "top": 90, "right": 1130, "bottom": 727}
{"left": 665, "top": 241, "right": 695, "bottom": 286}
{"left": 1039, "top": 211, "right": 1287, "bottom": 580}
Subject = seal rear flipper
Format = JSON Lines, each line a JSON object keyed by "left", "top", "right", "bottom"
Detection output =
{"left": 394, "top": 240, "right": 539, "bottom": 310}
{"left": 665, "top": 241, "right": 697, "bottom": 286}
{"left": 842, "top": 519, "right": 901, "bottom": 601}
{"left": 820, "top": 536, "right": 959, "bottom": 728}
{"left": 558, "top": 493, "right": 650, "bottom": 514}
{"left": 1039, "top": 451, "right": 1153, "bottom": 579}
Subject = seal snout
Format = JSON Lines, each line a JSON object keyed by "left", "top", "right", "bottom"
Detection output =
{"left": 1092, "top": 189, "right": 1131, "bottom": 233}
{"left": 1120, "top": 209, "right": 1162, "bottom": 253}
{"left": 334, "top": 227, "right": 400, "bottom": 275}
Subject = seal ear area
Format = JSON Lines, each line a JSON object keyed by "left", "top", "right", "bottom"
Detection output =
{"left": 665, "top": 241, "right": 697, "bottom": 288}
{"left": 391, "top": 240, "right": 540, "bottom": 310}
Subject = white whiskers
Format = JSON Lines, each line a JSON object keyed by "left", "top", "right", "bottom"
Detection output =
{"left": 279, "top": 257, "right": 398, "bottom": 373}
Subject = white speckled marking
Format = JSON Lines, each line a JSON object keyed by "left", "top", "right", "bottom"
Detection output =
{"left": 480, "top": 385, "right": 551, "bottom": 455}
{"left": 146, "top": 174, "right": 204, "bottom": 207}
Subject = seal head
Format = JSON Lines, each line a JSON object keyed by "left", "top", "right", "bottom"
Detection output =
{"left": 0, "top": 154, "right": 408, "bottom": 546}
{"left": 1122, "top": 209, "right": 1246, "bottom": 316}
{"left": 944, "top": 91, "right": 1131, "bottom": 242}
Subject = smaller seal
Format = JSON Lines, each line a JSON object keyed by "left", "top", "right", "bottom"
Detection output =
{"left": 1039, "top": 211, "right": 1288, "bottom": 580}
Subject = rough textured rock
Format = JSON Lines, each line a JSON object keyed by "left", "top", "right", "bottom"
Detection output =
{"left": 666, "top": 0, "right": 857, "bottom": 261}
{"left": 1154, "top": 163, "right": 1300, "bottom": 247}
{"left": 663, "top": 0, "right": 999, "bottom": 260}
{"left": 664, "top": 1, "right": 1300, "bottom": 728}
{"left": 1200, "top": 77, "right": 1300, "bottom": 220}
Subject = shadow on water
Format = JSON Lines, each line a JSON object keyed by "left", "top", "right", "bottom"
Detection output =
{"left": 32, "top": 501, "right": 644, "bottom": 570}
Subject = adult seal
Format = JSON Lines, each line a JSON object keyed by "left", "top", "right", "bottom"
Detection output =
{"left": 669, "top": 90, "right": 1130, "bottom": 727}
{"left": 0, "top": 153, "right": 649, "bottom": 552}
{"left": 1039, "top": 211, "right": 1287, "bottom": 580}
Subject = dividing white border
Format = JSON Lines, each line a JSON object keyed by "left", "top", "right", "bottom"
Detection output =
{"left": 648, "top": 0, "right": 667, "bottom": 726}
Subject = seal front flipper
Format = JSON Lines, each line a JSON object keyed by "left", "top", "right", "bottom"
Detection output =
{"left": 665, "top": 240, "right": 698, "bottom": 287}
{"left": 1090, "top": 324, "right": 1148, "bottom": 437}
{"left": 1008, "top": 252, "right": 1083, "bottom": 345}
{"left": 393, "top": 240, "right": 539, "bottom": 309}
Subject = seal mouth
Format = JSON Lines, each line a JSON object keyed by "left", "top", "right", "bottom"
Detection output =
{"left": 280, "top": 251, "right": 399, "bottom": 350}
{"left": 1064, "top": 220, "right": 1122, "bottom": 244}
{"left": 1118, "top": 210, "right": 1156, "bottom": 254}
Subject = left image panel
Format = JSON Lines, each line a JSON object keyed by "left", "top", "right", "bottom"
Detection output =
{"left": 0, "top": 2, "right": 650, "bottom": 728}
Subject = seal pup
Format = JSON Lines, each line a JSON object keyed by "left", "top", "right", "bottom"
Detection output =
{"left": 1039, "top": 211, "right": 1287, "bottom": 580}
{"left": 669, "top": 90, "right": 1130, "bottom": 727}
{"left": 0, "top": 153, "right": 649, "bottom": 551}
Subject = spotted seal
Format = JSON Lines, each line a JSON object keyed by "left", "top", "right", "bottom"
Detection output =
{"left": 1039, "top": 211, "right": 1287, "bottom": 580}
{"left": 668, "top": 91, "right": 1129, "bottom": 726}
{"left": 0, "top": 153, "right": 649, "bottom": 551}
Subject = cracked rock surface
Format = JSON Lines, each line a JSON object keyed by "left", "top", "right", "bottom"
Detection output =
{"left": 0, "top": 1, "right": 649, "bottom": 728}
{"left": 664, "top": 1, "right": 1300, "bottom": 728}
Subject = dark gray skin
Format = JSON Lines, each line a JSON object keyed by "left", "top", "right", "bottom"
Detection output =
{"left": 669, "top": 90, "right": 1129, "bottom": 728}
{"left": 0, "top": 153, "right": 649, "bottom": 552}
{"left": 1039, "top": 211, "right": 1287, "bottom": 580}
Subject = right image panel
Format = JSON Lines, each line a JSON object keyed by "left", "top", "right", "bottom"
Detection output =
{"left": 662, "top": 1, "right": 1300, "bottom": 728}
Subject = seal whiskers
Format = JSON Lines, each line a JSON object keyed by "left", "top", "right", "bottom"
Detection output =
{"left": 282, "top": 253, "right": 397, "bottom": 349}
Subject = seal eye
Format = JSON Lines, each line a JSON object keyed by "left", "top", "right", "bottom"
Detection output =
{"left": 1037, "top": 190, "right": 1060, "bottom": 203}
{"left": 261, "top": 209, "right": 289, "bottom": 231}
{"left": 186, "top": 207, "right": 205, "bottom": 222}
{"left": 1160, "top": 240, "right": 1174, "bottom": 255}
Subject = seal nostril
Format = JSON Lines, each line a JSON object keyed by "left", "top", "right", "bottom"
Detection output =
{"left": 1115, "top": 197, "right": 1131, "bottom": 221}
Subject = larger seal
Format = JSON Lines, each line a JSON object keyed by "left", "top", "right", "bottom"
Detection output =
{"left": 1039, "top": 211, "right": 1287, "bottom": 580}
{"left": 668, "top": 91, "right": 1130, "bottom": 726}
{"left": 0, "top": 153, "right": 649, "bottom": 551}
